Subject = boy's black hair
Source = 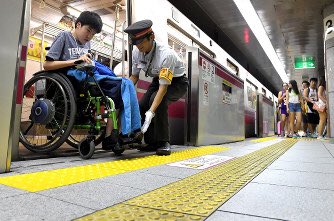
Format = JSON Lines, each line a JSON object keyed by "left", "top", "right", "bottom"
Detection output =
{"left": 302, "top": 80, "right": 310, "bottom": 86}
{"left": 309, "top": 77, "right": 318, "bottom": 83}
{"left": 75, "top": 11, "right": 103, "bottom": 33}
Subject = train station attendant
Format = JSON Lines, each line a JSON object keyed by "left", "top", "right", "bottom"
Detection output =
{"left": 124, "top": 19, "right": 189, "bottom": 156}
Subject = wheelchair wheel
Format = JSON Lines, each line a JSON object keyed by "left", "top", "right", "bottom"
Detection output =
{"left": 66, "top": 127, "right": 106, "bottom": 149}
{"left": 20, "top": 73, "right": 76, "bottom": 153}
{"left": 112, "top": 143, "right": 125, "bottom": 156}
{"left": 78, "top": 137, "right": 95, "bottom": 159}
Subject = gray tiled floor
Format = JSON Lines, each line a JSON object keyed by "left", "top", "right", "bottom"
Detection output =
{"left": 206, "top": 211, "right": 279, "bottom": 221}
{"left": 0, "top": 184, "right": 27, "bottom": 199}
{"left": 0, "top": 192, "right": 94, "bottom": 221}
{"left": 1, "top": 138, "right": 334, "bottom": 220}
{"left": 39, "top": 179, "right": 147, "bottom": 210}
{"left": 218, "top": 183, "right": 334, "bottom": 221}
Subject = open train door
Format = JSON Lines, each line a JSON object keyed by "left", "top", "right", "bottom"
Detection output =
{"left": 0, "top": 0, "right": 31, "bottom": 172}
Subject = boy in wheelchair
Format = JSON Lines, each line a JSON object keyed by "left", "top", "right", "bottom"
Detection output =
{"left": 43, "top": 11, "right": 142, "bottom": 152}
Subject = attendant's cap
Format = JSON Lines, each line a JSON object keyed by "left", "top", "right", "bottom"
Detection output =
{"left": 124, "top": 20, "right": 153, "bottom": 45}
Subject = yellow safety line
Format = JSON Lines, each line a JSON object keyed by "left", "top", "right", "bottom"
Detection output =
{"left": 76, "top": 139, "right": 297, "bottom": 221}
{"left": 250, "top": 137, "right": 277, "bottom": 142}
{"left": 0, "top": 146, "right": 228, "bottom": 192}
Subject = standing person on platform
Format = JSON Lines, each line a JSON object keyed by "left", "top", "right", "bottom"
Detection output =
{"left": 286, "top": 80, "right": 304, "bottom": 138}
{"left": 317, "top": 77, "right": 327, "bottom": 139}
{"left": 124, "top": 20, "right": 189, "bottom": 155}
{"left": 303, "top": 78, "right": 319, "bottom": 137}
{"left": 278, "top": 83, "right": 290, "bottom": 137}
{"left": 301, "top": 80, "right": 309, "bottom": 136}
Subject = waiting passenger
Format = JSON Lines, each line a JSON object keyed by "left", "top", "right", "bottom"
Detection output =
{"left": 277, "top": 83, "right": 290, "bottom": 137}
{"left": 303, "top": 78, "right": 319, "bottom": 137}
{"left": 43, "top": 11, "right": 142, "bottom": 150}
{"left": 317, "top": 77, "right": 327, "bottom": 139}
{"left": 286, "top": 80, "right": 304, "bottom": 138}
{"left": 301, "top": 80, "right": 309, "bottom": 136}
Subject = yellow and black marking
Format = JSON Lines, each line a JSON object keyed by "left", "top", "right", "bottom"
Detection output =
{"left": 159, "top": 68, "right": 173, "bottom": 83}
{"left": 0, "top": 146, "right": 227, "bottom": 192}
{"left": 77, "top": 139, "right": 297, "bottom": 221}
{"left": 250, "top": 137, "right": 277, "bottom": 143}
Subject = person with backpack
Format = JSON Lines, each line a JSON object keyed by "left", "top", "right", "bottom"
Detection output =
{"left": 303, "top": 78, "right": 319, "bottom": 137}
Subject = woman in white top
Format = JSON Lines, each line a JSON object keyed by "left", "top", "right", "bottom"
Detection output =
{"left": 286, "top": 80, "right": 304, "bottom": 138}
{"left": 317, "top": 77, "right": 327, "bottom": 139}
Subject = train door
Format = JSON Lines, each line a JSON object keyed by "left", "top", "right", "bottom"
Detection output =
{"left": 245, "top": 80, "right": 257, "bottom": 137}
{"left": 166, "top": 23, "right": 191, "bottom": 145}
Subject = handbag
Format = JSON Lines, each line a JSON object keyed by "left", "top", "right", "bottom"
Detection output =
{"left": 313, "top": 101, "right": 326, "bottom": 112}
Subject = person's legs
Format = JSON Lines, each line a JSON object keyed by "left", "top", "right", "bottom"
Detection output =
{"left": 289, "top": 112, "right": 296, "bottom": 136}
{"left": 295, "top": 112, "right": 302, "bottom": 132}
{"left": 139, "top": 79, "right": 160, "bottom": 146}
{"left": 317, "top": 111, "right": 327, "bottom": 138}
{"left": 281, "top": 114, "right": 286, "bottom": 136}
{"left": 146, "top": 77, "right": 188, "bottom": 155}
{"left": 99, "top": 79, "right": 123, "bottom": 150}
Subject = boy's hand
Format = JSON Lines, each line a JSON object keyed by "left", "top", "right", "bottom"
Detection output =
{"left": 77, "top": 53, "right": 92, "bottom": 64}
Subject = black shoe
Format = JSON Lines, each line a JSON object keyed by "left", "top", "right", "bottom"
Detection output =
{"left": 137, "top": 143, "right": 158, "bottom": 152}
{"left": 132, "top": 131, "right": 143, "bottom": 143}
{"left": 102, "top": 130, "right": 118, "bottom": 150}
{"left": 156, "top": 142, "right": 171, "bottom": 156}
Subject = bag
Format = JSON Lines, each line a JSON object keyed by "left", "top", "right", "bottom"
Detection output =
{"left": 277, "top": 121, "right": 281, "bottom": 135}
{"left": 313, "top": 101, "right": 326, "bottom": 112}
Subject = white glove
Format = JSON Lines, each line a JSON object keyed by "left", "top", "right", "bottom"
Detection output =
{"left": 141, "top": 110, "right": 155, "bottom": 133}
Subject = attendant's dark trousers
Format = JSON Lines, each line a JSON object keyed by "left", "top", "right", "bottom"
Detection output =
{"left": 139, "top": 76, "right": 188, "bottom": 144}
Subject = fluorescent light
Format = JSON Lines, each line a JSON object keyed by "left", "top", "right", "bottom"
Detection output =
{"left": 233, "top": 0, "right": 289, "bottom": 82}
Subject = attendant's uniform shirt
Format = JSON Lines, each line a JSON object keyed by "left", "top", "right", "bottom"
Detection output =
{"left": 132, "top": 41, "right": 185, "bottom": 85}
{"left": 46, "top": 31, "right": 90, "bottom": 61}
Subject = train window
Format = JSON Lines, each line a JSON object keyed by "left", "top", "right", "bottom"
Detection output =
{"left": 168, "top": 34, "right": 187, "bottom": 63}
{"left": 167, "top": 20, "right": 216, "bottom": 58}
{"left": 227, "top": 59, "right": 239, "bottom": 76}
{"left": 191, "top": 24, "right": 200, "bottom": 38}
{"left": 222, "top": 82, "right": 232, "bottom": 94}
{"left": 222, "top": 80, "right": 232, "bottom": 104}
{"left": 171, "top": 7, "right": 179, "bottom": 23}
{"left": 246, "top": 80, "right": 257, "bottom": 110}
{"left": 262, "top": 88, "right": 266, "bottom": 96}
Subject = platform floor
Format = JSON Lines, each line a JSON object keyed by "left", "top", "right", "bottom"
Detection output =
{"left": 1, "top": 137, "right": 334, "bottom": 221}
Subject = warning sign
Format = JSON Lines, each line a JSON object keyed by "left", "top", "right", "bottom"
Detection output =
{"left": 168, "top": 155, "right": 234, "bottom": 170}
{"left": 201, "top": 58, "right": 215, "bottom": 83}
{"left": 203, "top": 81, "right": 209, "bottom": 106}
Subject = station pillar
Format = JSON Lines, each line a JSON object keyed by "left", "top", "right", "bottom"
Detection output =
{"left": 324, "top": 3, "right": 334, "bottom": 143}
{"left": 0, "top": 0, "right": 30, "bottom": 173}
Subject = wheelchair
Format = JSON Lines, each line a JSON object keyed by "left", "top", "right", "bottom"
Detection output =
{"left": 20, "top": 62, "right": 139, "bottom": 159}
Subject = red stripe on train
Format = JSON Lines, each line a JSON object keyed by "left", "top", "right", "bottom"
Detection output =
{"left": 137, "top": 92, "right": 185, "bottom": 118}
{"left": 16, "top": 67, "right": 25, "bottom": 104}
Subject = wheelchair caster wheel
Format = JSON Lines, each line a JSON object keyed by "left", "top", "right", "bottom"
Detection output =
{"left": 112, "top": 143, "right": 125, "bottom": 156}
{"left": 79, "top": 138, "right": 95, "bottom": 159}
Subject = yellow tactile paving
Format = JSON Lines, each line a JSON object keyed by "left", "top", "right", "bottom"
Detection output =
{"left": 250, "top": 137, "right": 277, "bottom": 142}
{"left": 76, "top": 139, "right": 297, "bottom": 221}
{"left": 0, "top": 146, "right": 228, "bottom": 192}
